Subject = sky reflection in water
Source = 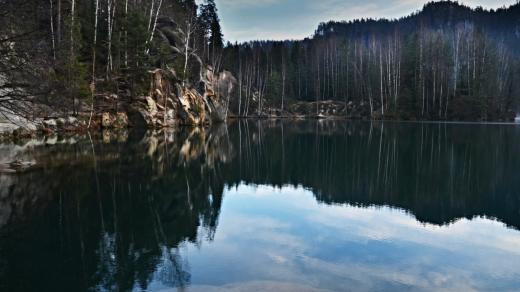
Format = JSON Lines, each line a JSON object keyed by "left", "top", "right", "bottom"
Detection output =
{"left": 1, "top": 121, "right": 520, "bottom": 291}
{"left": 167, "top": 184, "right": 520, "bottom": 292}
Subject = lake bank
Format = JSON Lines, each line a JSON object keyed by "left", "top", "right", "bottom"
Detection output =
{"left": 2, "top": 98, "right": 518, "bottom": 142}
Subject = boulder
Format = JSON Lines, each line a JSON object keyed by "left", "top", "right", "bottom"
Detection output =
{"left": 56, "top": 118, "right": 66, "bottom": 129}
{"left": 0, "top": 105, "right": 38, "bottom": 137}
{"left": 101, "top": 112, "right": 113, "bottom": 128}
{"left": 42, "top": 117, "right": 82, "bottom": 132}
{"left": 11, "top": 127, "right": 34, "bottom": 138}
{"left": 66, "top": 117, "right": 79, "bottom": 127}
{"left": 43, "top": 119, "right": 57, "bottom": 129}
{"left": 100, "top": 112, "right": 130, "bottom": 129}
{"left": 114, "top": 112, "right": 129, "bottom": 129}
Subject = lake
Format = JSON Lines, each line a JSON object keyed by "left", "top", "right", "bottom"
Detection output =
{"left": 1, "top": 120, "right": 520, "bottom": 291}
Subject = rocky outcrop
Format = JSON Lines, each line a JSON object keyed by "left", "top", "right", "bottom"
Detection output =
{"left": 132, "top": 69, "right": 180, "bottom": 128}
{"left": 41, "top": 116, "right": 84, "bottom": 132}
{"left": 131, "top": 67, "right": 236, "bottom": 129}
{"left": 202, "top": 68, "right": 237, "bottom": 122}
{"left": 129, "top": 16, "right": 237, "bottom": 128}
{"left": 101, "top": 112, "right": 129, "bottom": 129}
{"left": 0, "top": 105, "right": 39, "bottom": 139}
{"left": 177, "top": 86, "right": 206, "bottom": 125}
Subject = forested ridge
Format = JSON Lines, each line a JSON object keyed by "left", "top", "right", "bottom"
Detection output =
{"left": 1, "top": 0, "right": 520, "bottom": 125}
{"left": 222, "top": 1, "right": 520, "bottom": 120}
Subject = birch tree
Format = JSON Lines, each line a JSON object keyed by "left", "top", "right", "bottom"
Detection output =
{"left": 49, "top": 0, "right": 56, "bottom": 61}
{"left": 89, "top": 0, "right": 100, "bottom": 128}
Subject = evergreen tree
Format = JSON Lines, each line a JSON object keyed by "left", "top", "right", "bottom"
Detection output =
{"left": 199, "top": 0, "right": 223, "bottom": 66}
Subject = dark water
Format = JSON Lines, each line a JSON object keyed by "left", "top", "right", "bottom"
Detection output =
{"left": 1, "top": 121, "right": 520, "bottom": 291}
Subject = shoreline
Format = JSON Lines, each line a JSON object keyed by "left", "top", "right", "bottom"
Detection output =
{"left": 2, "top": 113, "right": 519, "bottom": 142}
{"left": 1, "top": 117, "right": 518, "bottom": 174}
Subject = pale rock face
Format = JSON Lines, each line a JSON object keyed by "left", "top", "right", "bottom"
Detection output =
{"left": 167, "top": 109, "right": 175, "bottom": 120}
{"left": 101, "top": 112, "right": 129, "bottom": 129}
{"left": 130, "top": 67, "right": 236, "bottom": 128}
{"left": 66, "top": 117, "right": 79, "bottom": 126}
{"left": 178, "top": 88, "right": 206, "bottom": 125}
{"left": 0, "top": 123, "right": 20, "bottom": 136}
{"left": 114, "top": 112, "right": 129, "bottom": 128}
{"left": 101, "top": 112, "right": 113, "bottom": 128}
{"left": 0, "top": 106, "right": 39, "bottom": 136}
{"left": 43, "top": 119, "right": 58, "bottom": 128}
{"left": 146, "top": 96, "right": 158, "bottom": 117}
{"left": 41, "top": 116, "right": 82, "bottom": 132}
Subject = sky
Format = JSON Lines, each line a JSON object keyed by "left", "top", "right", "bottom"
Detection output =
{"left": 204, "top": 0, "right": 518, "bottom": 42}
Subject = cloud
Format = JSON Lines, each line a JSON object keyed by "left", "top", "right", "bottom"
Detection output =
{"left": 217, "top": 0, "right": 278, "bottom": 8}
{"left": 214, "top": 0, "right": 518, "bottom": 42}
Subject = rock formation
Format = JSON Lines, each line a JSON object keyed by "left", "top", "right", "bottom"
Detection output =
{"left": 129, "top": 16, "right": 237, "bottom": 129}
{"left": 131, "top": 66, "right": 236, "bottom": 129}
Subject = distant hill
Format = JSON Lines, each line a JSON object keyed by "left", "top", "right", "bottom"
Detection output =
{"left": 222, "top": 1, "right": 520, "bottom": 121}
{"left": 314, "top": 1, "right": 520, "bottom": 53}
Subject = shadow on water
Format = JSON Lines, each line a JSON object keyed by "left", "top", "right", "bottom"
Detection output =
{"left": 0, "top": 120, "right": 520, "bottom": 291}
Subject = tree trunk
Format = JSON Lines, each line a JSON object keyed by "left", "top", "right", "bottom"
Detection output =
{"left": 49, "top": 0, "right": 56, "bottom": 61}
{"left": 89, "top": 0, "right": 100, "bottom": 128}
{"left": 146, "top": 0, "right": 163, "bottom": 54}
{"left": 57, "top": 0, "right": 61, "bottom": 44}
{"left": 70, "top": 0, "right": 76, "bottom": 114}
{"left": 380, "top": 44, "right": 384, "bottom": 117}
{"left": 124, "top": 0, "right": 128, "bottom": 67}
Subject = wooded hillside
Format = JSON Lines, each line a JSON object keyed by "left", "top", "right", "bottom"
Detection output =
{"left": 0, "top": 0, "right": 224, "bottom": 118}
{"left": 222, "top": 1, "right": 520, "bottom": 120}
{"left": 1, "top": 0, "right": 519, "bottom": 122}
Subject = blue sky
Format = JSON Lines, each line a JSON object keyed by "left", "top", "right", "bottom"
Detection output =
{"left": 203, "top": 0, "right": 518, "bottom": 42}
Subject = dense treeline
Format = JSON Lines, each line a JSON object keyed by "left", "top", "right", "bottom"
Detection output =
{"left": 0, "top": 0, "right": 224, "bottom": 115}
{"left": 1, "top": 0, "right": 520, "bottom": 121}
{"left": 222, "top": 1, "right": 520, "bottom": 120}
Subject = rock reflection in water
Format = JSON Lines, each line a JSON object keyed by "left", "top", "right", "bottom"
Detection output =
{"left": 0, "top": 121, "right": 519, "bottom": 291}
{"left": 0, "top": 125, "right": 232, "bottom": 291}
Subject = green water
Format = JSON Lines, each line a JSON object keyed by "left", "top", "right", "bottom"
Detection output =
{"left": 1, "top": 121, "right": 520, "bottom": 291}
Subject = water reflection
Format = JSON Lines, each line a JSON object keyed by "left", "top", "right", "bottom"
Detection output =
{"left": 0, "top": 121, "right": 519, "bottom": 291}
{"left": 0, "top": 126, "right": 230, "bottom": 291}
{"left": 226, "top": 121, "right": 520, "bottom": 228}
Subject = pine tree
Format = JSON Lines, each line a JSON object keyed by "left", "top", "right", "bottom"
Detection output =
{"left": 199, "top": 0, "right": 223, "bottom": 66}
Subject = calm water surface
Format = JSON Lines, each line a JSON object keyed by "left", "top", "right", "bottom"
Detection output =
{"left": 1, "top": 121, "right": 520, "bottom": 291}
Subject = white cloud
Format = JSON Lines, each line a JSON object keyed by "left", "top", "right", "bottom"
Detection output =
{"left": 218, "top": 0, "right": 278, "bottom": 8}
{"left": 215, "top": 0, "right": 518, "bottom": 42}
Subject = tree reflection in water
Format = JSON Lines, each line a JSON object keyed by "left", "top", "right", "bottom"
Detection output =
{"left": 0, "top": 121, "right": 520, "bottom": 291}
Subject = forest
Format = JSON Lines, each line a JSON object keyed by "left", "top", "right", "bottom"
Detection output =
{"left": 0, "top": 0, "right": 228, "bottom": 131}
{"left": 221, "top": 1, "right": 520, "bottom": 120}
{"left": 1, "top": 0, "right": 520, "bottom": 130}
